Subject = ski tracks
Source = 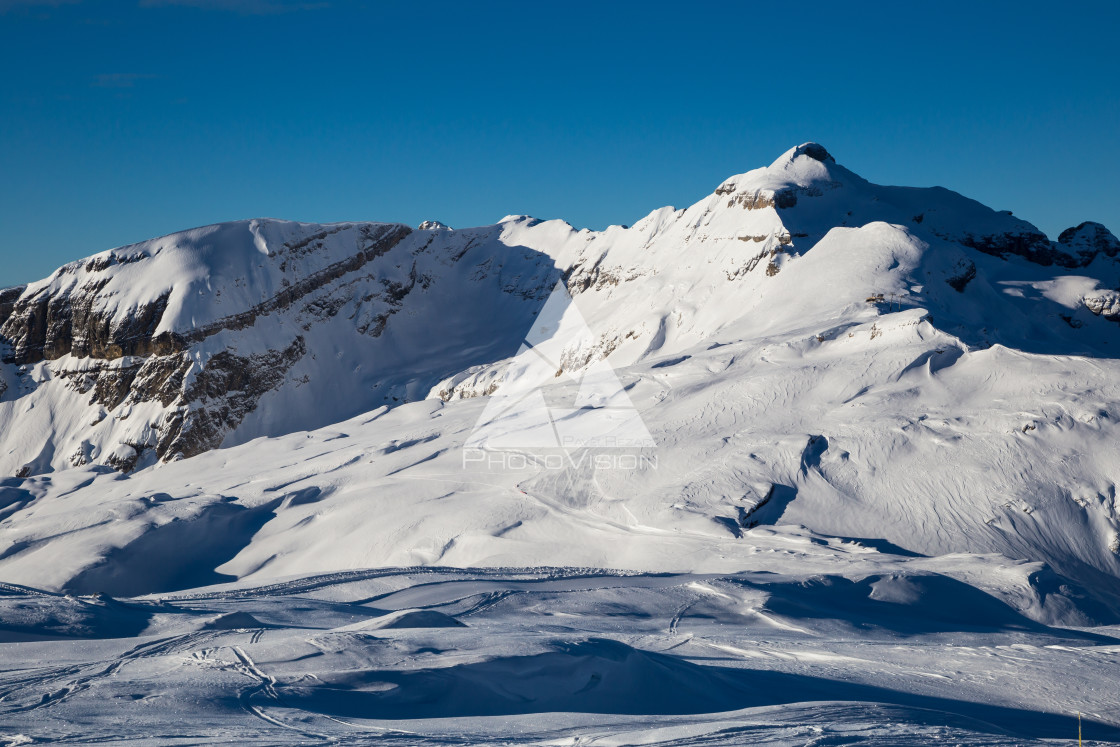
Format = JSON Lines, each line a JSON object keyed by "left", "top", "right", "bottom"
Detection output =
{"left": 227, "top": 644, "right": 331, "bottom": 740}
{"left": 0, "top": 631, "right": 222, "bottom": 715}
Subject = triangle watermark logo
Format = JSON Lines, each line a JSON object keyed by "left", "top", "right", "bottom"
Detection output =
{"left": 463, "top": 283, "right": 656, "bottom": 469}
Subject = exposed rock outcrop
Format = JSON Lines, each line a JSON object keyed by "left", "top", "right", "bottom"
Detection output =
{"left": 1059, "top": 222, "right": 1120, "bottom": 263}
{"left": 1, "top": 223, "right": 412, "bottom": 367}
{"left": 157, "top": 336, "right": 307, "bottom": 460}
{"left": 1084, "top": 291, "right": 1120, "bottom": 320}
{"left": 0, "top": 285, "right": 25, "bottom": 328}
{"left": 957, "top": 230, "right": 1078, "bottom": 267}
{"left": 956, "top": 222, "right": 1120, "bottom": 269}
{"left": 0, "top": 219, "right": 557, "bottom": 475}
{"left": 947, "top": 259, "right": 977, "bottom": 292}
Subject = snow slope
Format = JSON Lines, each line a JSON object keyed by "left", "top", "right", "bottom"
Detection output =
{"left": 3, "top": 143, "right": 1118, "bottom": 478}
{"left": 4, "top": 140, "right": 1120, "bottom": 604}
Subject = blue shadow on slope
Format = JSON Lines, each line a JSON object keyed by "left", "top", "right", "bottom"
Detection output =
{"left": 270, "top": 637, "right": 1120, "bottom": 742}
{"left": 63, "top": 496, "right": 284, "bottom": 597}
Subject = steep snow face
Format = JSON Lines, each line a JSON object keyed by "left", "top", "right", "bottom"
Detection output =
{"left": 438, "top": 142, "right": 1120, "bottom": 402}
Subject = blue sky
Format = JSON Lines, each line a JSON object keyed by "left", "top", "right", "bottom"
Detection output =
{"left": 1, "top": 0, "right": 1117, "bottom": 285}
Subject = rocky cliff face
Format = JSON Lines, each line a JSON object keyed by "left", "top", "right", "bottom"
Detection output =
{"left": 0, "top": 219, "right": 558, "bottom": 476}
{"left": 1, "top": 223, "right": 413, "bottom": 365}
{"left": 1059, "top": 221, "right": 1120, "bottom": 261}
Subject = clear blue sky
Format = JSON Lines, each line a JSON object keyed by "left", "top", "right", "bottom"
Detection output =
{"left": 2, "top": 0, "right": 1117, "bottom": 285}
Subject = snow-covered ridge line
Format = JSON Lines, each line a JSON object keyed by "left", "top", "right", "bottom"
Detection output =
{"left": 0, "top": 142, "right": 1117, "bottom": 479}
{"left": 0, "top": 221, "right": 413, "bottom": 364}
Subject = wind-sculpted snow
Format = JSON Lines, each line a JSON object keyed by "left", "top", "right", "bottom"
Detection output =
{"left": 1, "top": 144, "right": 1120, "bottom": 742}
{"left": 4, "top": 329, "right": 1120, "bottom": 621}
{"left": 0, "top": 568, "right": 1116, "bottom": 744}
{"left": 2, "top": 144, "right": 1120, "bottom": 600}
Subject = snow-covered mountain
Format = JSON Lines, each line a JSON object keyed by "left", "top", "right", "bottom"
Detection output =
{"left": 4, "top": 143, "right": 1118, "bottom": 479}
{"left": 1, "top": 141, "right": 1119, "bottom": 600}
{"left": 2, "top": 144, "right": 1120, "bottom": 743}
{"left": 3, "top": 144, "right": 1120, "bottom": 743}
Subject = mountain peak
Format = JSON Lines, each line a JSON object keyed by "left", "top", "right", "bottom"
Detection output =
{"left": 789, "top": 142, "right": 834, "bottom": 163}
{"left": 1058, "top": 221, "right": 1120, "bottom": 261}
{"left": 767, "top": 142, "right": 836, "bottom": 171}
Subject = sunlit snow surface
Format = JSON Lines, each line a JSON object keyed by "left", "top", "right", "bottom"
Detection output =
{"left": 1, "top": 388, "right": 1119, "bottom": 744}
{"left": 0, "top": 566, "right": 1117, "bottom": 745}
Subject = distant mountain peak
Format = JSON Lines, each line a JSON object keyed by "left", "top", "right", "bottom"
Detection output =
{"left": 789, "top": 142, "right": 835, "bottom": 163}
{"left": 1058, "top": 221, "right": 1120, "bottom": 261}
{"left": 713, "top": 142, "right": 847, "bottom": 203}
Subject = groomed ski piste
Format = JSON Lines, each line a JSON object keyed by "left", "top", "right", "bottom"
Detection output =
{"left": 1, "top": 144, "right": 1120, "bottom": 744}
